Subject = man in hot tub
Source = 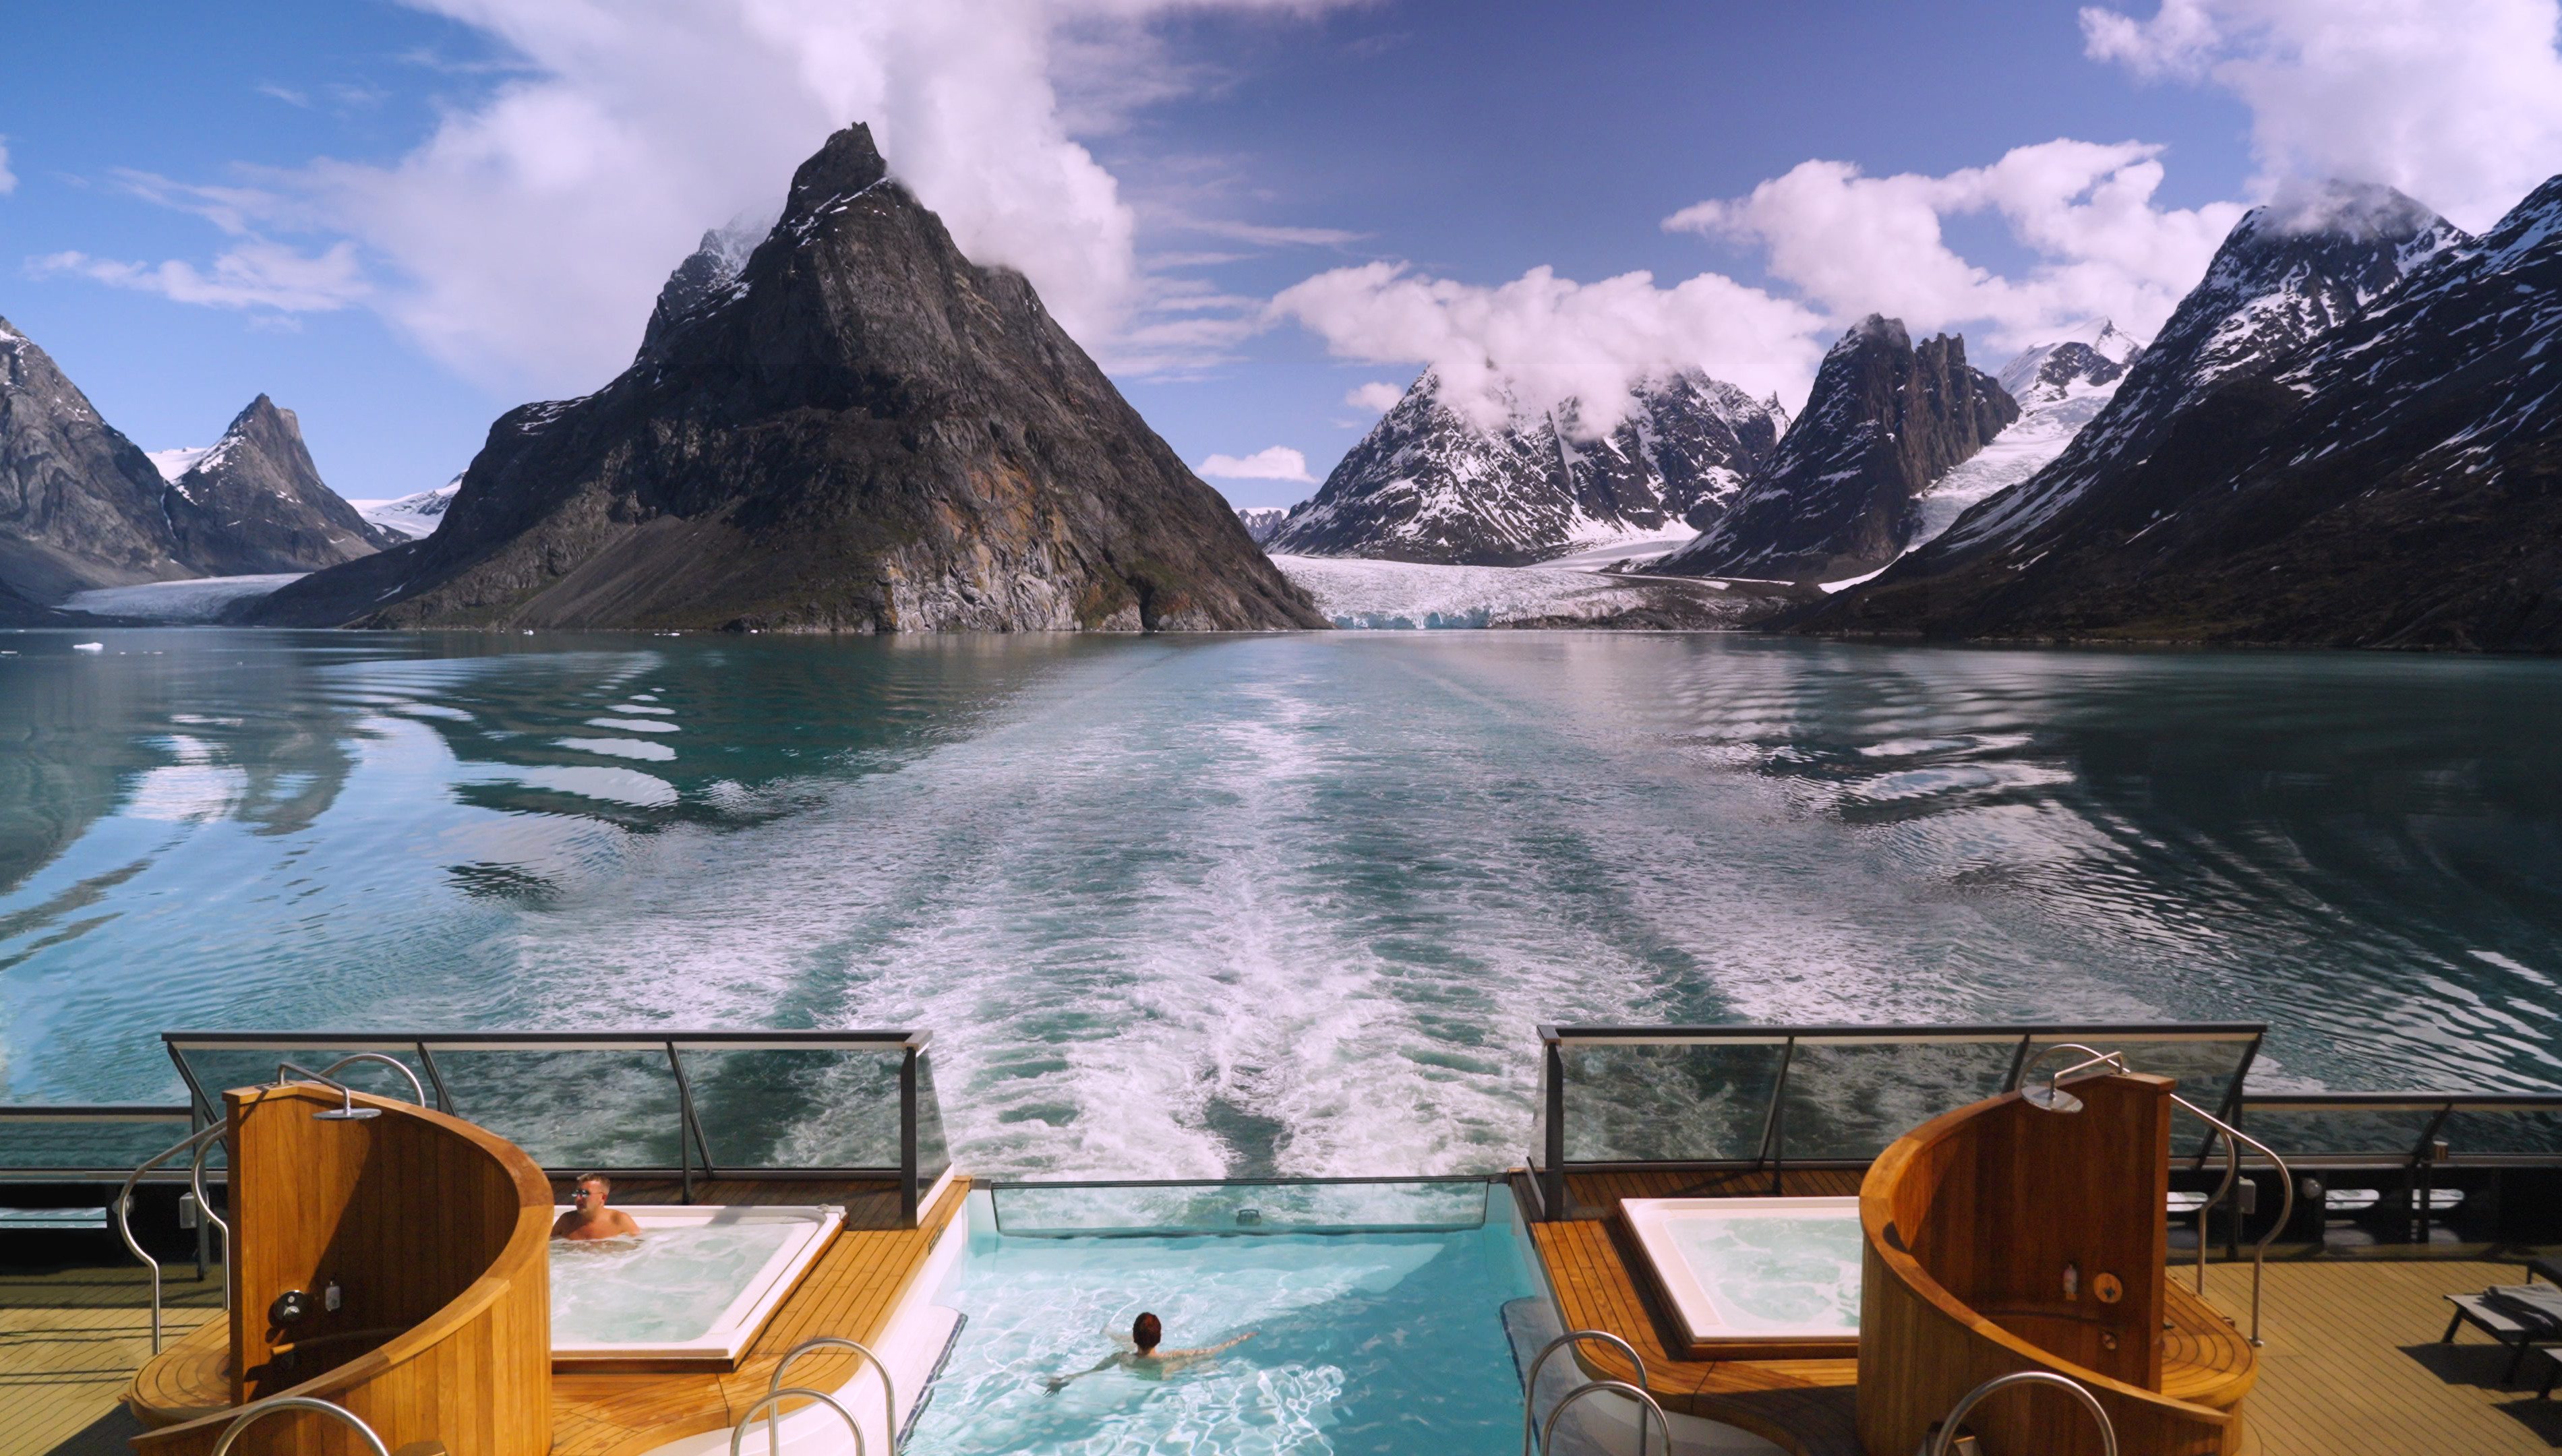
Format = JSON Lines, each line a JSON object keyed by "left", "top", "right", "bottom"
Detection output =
{"left": 552, "top": 1173, "right": 643, "bottom": 1242}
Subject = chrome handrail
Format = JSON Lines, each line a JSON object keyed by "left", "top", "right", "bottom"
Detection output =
{"left": 2172, "top": 1093, "right": 2293, "bottom": 1345}
{"left": 207, "top": 1395, "right": 393, "bottom": 1456}
{"left": 1522, "top": 1330, "right": 1649, "bottom": 1456}
{"left": 117, "top": 1122, "right": 229, "bottom": 1354}
{"left": 190, "top": 1122, "right": 233, "bottom": 1314}
{"left": 313, "top": 1053, "right": 428, "bottom": 1107}
{"left": 1928, "top": 1369, "right": 2117, "bottom": 1456}
{"left": 730, "top": 1387, "right": 864, "bottom": 1456}
{"left": 766, "top": 1337, "right": 894, "bottom": 1456}
{"left": 1540, "top": 1380, "right": 1672, "bottom": 1456}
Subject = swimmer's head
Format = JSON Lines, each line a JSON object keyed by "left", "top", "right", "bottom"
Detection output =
{"left": 570, "top": 1173, "right": 611, "bottom": 1205}
{"left": 1133, "top": 1312, "right": 1162, "bottom": 1354}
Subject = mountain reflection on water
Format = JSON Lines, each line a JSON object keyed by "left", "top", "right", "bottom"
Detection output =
{"left": 0, "top": 628, "right": 2555, "bottom": 1177}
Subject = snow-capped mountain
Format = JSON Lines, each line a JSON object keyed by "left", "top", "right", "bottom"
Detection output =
{"left": 1265, "top": 369, "right": 1785, "bottom": 566}
{"left": 636, "top": 209, "right": 777, "bottom": 365}
{"left": 354, "top": 476, "right": 465, "bottom": 540}
{"left": 1918, "top": 181, "right": 2464, "bottom": 563}
{"left": 1651, "top": 316, "right": 2016, "bottom": 582}
{"left": 1816, "top": 175, "right": 2562, "bottom": 648}
{"left": 157, "top": 396, "right": 395, "bottom": 575}
{"left": 1908, "top": 322, "right": 2147, "bottom": 552}
{"left": 1234, "top": 506, "right": 1290, "bottom": 544}
{"left": 1, "top": 316, "right": 384, "bottom": 613}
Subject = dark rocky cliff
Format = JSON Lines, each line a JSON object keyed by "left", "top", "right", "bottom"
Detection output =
{"left": 162, "top": 396, "right": 394, "bottom": 575}
{"left": 1267, "top": 369, "right": 1783, "bottom": 566}
{"left": 1804, "top": 179, "right": 2555, "bottom": 647}
{"left": 253, "top": 124, "right": 1323, "bottom": 632}
{"left": 0, "top": 313, "right": 189, "bottom": 600}
{"left": 1650, "top": 317, "right": 2015, "bottom": 582}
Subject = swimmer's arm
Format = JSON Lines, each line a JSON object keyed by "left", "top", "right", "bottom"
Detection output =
{"left": 1040, "top": 1354, "right": 1121, "bottom": 1394}
{"left": 1157, "top": 1331, "right": 1257, "bottom": 1364}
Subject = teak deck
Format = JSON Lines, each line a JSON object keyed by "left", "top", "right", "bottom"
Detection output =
{"left": 117, "top": 1176, "right": 965, "bottom": 1456}
{"left": 1528, "top": 1169, "right": 2562, "bottom": 1456}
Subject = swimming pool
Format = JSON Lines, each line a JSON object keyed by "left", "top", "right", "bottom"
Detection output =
{"left": 1620, "top": 1196, "right": 1862, "bottom": 1354}
{"left": 549, "top": 1204, "right": 844, "bottom": 1368}
{"left": 903, "top": 1183, "right": 1538, "bottom": 1456}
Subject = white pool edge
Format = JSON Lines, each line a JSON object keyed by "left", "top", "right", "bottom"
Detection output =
{"left": 551, "top": 1204, "right": 847, "bottom": 1364}
{"left": 1620, "top": 1195, "right": 1863, "bottom": 1345}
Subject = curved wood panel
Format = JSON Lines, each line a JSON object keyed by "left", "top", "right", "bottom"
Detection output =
{"left": 1857, "top": 1074, "right": 2254, "bottom": 1456}
{"left": 128, "top": 1085, "right": 553, "bottom": 1456}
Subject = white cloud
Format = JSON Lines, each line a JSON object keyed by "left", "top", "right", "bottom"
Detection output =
{"left": 1666, "top": 140, "right": 2246, "bottom": 355}
{"left": 1269, "top": 262, "right": 1828, "bottom": 434}
{"left": 2081, "top": 0, "right": 2562, "bottom": 232}
{"left": 1344, "top": 380, "right": 1404, "bottom": 412}
{"left": 32, "top": 243, "right": 368, "bottom": 311}
{"left": 1198, "top": 445, "right": 1315, "bottom": 482}
{"left": 66, "top": 1, "right": 1352, "bottom": 394}
{"left": 0, "top": 138, "right": 14, "bottom": 195}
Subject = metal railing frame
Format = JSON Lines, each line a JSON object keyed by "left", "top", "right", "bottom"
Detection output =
{"left": 1521, "top": 1331, "right": 1649, "bottom": 1456}
{"left": 152, "top": 1029, "right": 946, "bottom": 1219}
{"left": 1531, "top": 1021, "right": 2266, "bottom": 1219}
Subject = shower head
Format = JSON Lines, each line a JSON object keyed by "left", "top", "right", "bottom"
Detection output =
{"left": 274, "top": 1062, "right": 384, "bottom": 1122}
{"left": 2023, "top": 1080, "right": 2086, "bottom": 1114}
{"left": 2019, "top": 1044, "right": 2131, "bottom": 1115}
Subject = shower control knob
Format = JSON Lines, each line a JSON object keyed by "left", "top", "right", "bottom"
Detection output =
{"left": 270, "top": 1289, "right": 310, "bottom": 1325}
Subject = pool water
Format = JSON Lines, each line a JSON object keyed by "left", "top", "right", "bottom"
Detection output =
{"left": 551, "top": 1222, "right": 794, "bottom": 1343}
{"left": 905, "top": 1193, "right": 1538, "bottom": 1455}
{"left": 1665, "top": 1215, "right": 1863, "bottom": 1334}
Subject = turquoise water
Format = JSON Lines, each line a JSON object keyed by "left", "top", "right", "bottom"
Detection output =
{"left": 1666, "top": 1215, "right": 1863, "bottom": 1333}
{"left": 550, "top": 1220, "right": 794, "bottom": 1343}
{"left": 907, "top": 1192, "right": 1535, "bottom": 1456}
{"left": 1, "top": 628, "right": 2559, "bottom": 1176}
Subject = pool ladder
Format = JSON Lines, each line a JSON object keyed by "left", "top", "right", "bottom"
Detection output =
{"left": 1522, "top": 1330, "right": 1673, "bottom": 1456}
{"left": 731, "top": 1335, "right": 897, "bottom": 1456}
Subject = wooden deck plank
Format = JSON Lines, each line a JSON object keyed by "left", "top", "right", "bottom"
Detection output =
{"left": 2199, "top": 1258, "right": 2562, "bottom": 1456}
{"left": 0, "top": 1261, "right": 225, "bottom": 1456}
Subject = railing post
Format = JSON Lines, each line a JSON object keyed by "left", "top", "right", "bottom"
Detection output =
{"left": 900, "top": 1043, "right": 920, "bottom": 1228}
{"left": 1541, "top": 1033, "right": 1566, "bottom": 1222}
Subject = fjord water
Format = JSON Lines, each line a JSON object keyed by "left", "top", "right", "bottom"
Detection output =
{"left": 1, "top": 628, "right": 2556, "bottom": 1176}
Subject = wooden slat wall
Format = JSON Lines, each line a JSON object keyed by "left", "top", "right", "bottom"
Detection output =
{"left": 126, "top": 1085, "right": 554, "bottom": 1456}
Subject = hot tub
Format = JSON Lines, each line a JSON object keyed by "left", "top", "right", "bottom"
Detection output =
{"left": 1619, "top": 1195, "right": 1862, "bottom": 1357}
{"left": 550, "top": 1204, "right": 844, "bottom": 1369}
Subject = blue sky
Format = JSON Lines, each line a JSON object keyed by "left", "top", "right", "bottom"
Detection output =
{"left": 4, "top": 1, "right": 2558, "bottom": 508}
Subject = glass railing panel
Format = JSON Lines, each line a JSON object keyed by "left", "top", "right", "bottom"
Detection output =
{"left": 2235, "top": 1105, "right": 2439, "bottom": 1161}
{"left": 912, "top": 1048, "right": 951, "bottom": 1185}
{"left": 1777, "top": 1040, "right": 2021, "bottom": 1161}
{"left": 424, "top": 1050, "right": 684, "bottom": 1168}
{"left": 675, "top": 1047, "right": 902, "bottom": 1170}
{"left": 992, "top": 1180, "right": 1490, "bottom": 1236}
{"left": 2437, "top": 1107, "right": 2562, "bottom": 1159}
{"left": 171, "top": 1046, "right": 435, "bottom": 1114}
{"left": 1557, "top": 1041, "right": 1785, "bottom": 1163}
{"left": 0, "top": 1114, "right": 196, "bottom": 1172}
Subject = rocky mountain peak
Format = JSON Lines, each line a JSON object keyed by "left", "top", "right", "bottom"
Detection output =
{"left": 161, "top": 394, "right": 392, "bottom": 575}
{"left": 0, "top": 312, "right": 189, "bottom": 603}
{"left": 1996, "top": 320, "right": 2145, "bottom": 404}
{"left": 1650, "top": 317, "right": 2015, "bottom": 583}
{"left": 255, "top": 121, "right": 1320, "bottom": 632}
{"left": 1916, "top": 183, "right": 2465, "bottom": 564}
{"left": 1265, "top": 365, "right": 1785, "bottom": 565}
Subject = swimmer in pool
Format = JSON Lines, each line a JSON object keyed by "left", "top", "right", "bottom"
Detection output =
{"left": 1040, "top": 1312, "right": 1255, "bottom": 1393}
{"left": 552, "top": 1173, "right": 643, "bottom": 1242}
